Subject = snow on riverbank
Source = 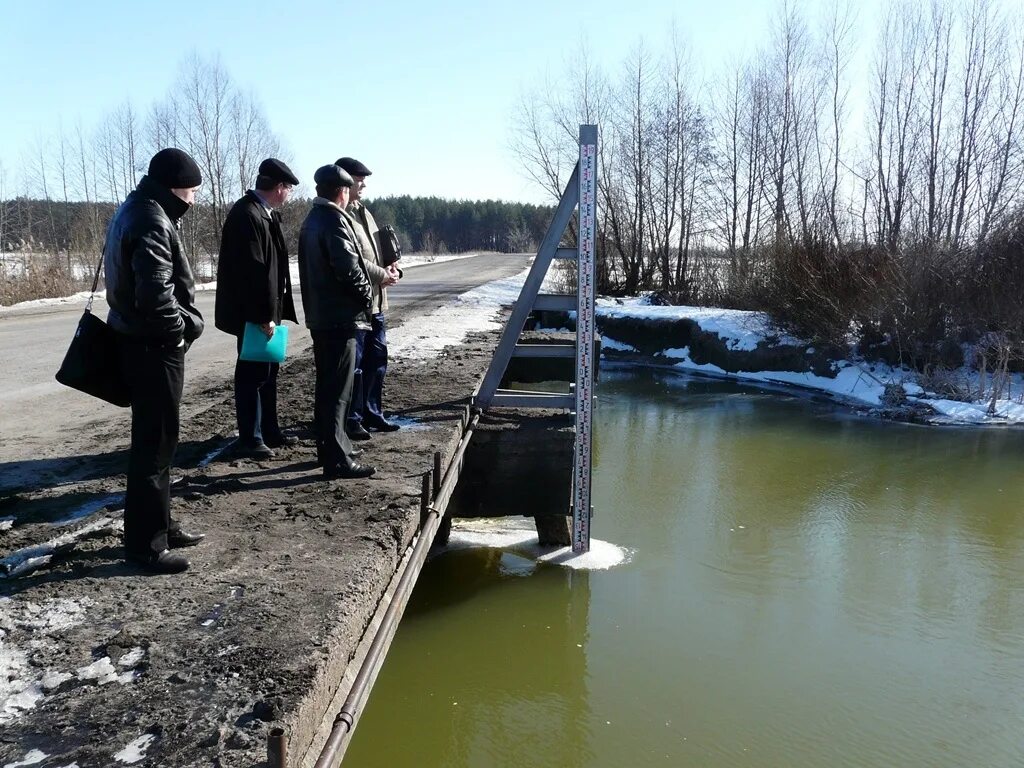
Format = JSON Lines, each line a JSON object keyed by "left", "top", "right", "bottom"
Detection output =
{"left": 387, "top": 270, "right": 1024, "bottom": 425}
{"left": 593, "top": 296, "right": 1024, "bottom": 426}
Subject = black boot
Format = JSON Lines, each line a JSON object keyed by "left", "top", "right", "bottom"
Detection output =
{"left": 323, "top": 460, "right": 376, "bottom": 479}
{"left": 126, "top": 549, "right": 190, "bottom": 574}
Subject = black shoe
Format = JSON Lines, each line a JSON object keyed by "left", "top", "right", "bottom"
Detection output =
{"left": 316, "top": 446, "right": 363, "bottom": 467}
{"left": 263, "top": 434, "right": 299, "bottom": 449}
{"left": 323, "top": 461, "right": 376, "bottom": 479}
{"left": 346, "top": 423, "right": 372, "bottom": 441}
{"left": 365, "top": 417, "right": 400, "bottom": 432}
{"left": 126, "top": 549, "right": 190, "bottom": 574}
{"left": 167, "top": 529, "right": 205, "bottom": 549}
{"left": 232, "top": 439, "right": 275, "bottom": 459}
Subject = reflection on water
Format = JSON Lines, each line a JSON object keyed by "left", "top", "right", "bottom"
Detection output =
{"left": 346, "top": 369, "right": 1024, "bottom": 768}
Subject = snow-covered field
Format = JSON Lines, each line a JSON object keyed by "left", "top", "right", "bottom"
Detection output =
{"left": 0, "top": 252, "right": 484, "bottom": 310}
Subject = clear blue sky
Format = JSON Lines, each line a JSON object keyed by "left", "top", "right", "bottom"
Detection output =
{"left": 0, "top": 0, "right": 882, "bottom": 204}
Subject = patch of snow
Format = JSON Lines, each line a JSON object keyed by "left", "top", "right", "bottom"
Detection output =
{"left": 41, "top": 670, "right": 73, "bottom": 691}
{"left": 76, "top": 656, "right": 137, "bottom": 686}
{"left": 597, "top": 298, "right": 800, "bottom": 352}
{"left": 114, "top": 734, "right": 155, "bottom": 764}
{"left": 0, "top": 517, "right": 14, "bottom": 532}
{"left": 1, "top": 517, "right": 120, "bottom": 577}
{"left": 379, "top": 415, "right": 428, "bottom": 431}
{"left": 600, "top": 337, "right": 638, "bottom": 353}
{"left": 390, "top": 269, "right": 528, "bottom": 361}
{"left": 50, "top": 499, "right": 122, "bottom": 528}
{"left": 399, "top": 252, "right": 484, "bottom": 269}
{"left": 0, "top": 597, "right": 92, "bottom": 723}
{"left": 2, "top": 749, "right": 48, "bottom": 767}
{"left": 596, "top": 300, "right": 1024, "bottom": 426}
{"left": 1, "top": 290, "right": 96, "bottom": 310}
{"left": 117, "top": 647, "right": 145, "bottom": 668}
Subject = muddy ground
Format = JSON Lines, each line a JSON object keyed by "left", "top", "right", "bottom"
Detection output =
{"left": 0, "top": 319, "right": 505, "bottom": 767}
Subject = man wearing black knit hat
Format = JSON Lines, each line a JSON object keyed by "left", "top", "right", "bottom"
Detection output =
{"left": 336, "top": 156, "right": 401, "bottom": 438}
{"left": 105, "top": 147, "right": 206, "bottom": 574}
{"left": 215, "top": 158, "right": 300, "bottom": 459}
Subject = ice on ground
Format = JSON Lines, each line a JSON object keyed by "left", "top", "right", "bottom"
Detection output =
{"left": 114, "top": 734, "right": 155, "bottom": 764}
{"left": 1, "top": 517, "right": 121, "bottom": 578}
{"left": 0, "top": 517, "right": 14, "bottom": 532}
{"left": 117, "top": 647, "right": 145, "bottom": 668}
{"left": 445, "top": 519, "right": 630, "bottom": 571}
{"left": 2, "top": 749, "right": 48, "bottom": 767}
{"left": 51, "top": 494, "right": 123, "bottom": 526}
{"left": 381, "top": 416, "right": 429, "bottom": 431}
{"left": 76, "top": 656, "right": 136, "bottom": 685}
{"left": 0, "top": 597, "right": 92, "bottom": 723}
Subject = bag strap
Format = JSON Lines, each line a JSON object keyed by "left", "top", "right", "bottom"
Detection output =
{"left": 85, "top": 252, "right": 104, "bottom": 313}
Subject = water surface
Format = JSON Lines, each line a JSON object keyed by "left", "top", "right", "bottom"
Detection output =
{"left": 347, "top": 369, "right": 1024, "bottom": 767}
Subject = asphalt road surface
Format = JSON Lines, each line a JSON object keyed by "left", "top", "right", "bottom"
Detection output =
{"left": 0, "top": 253, "right": 530, "bottom": 477}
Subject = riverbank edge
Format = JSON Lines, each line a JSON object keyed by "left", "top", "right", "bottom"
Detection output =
{"left": 540, "top": 309, "right": 1024, "bottom": 427}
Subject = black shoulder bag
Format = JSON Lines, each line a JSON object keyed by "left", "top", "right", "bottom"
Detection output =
{"left": 378, "top": 224, "right": 402, "bottom": 268}
{"left": 54, "top": 254, "right": 132, "bottom": 407}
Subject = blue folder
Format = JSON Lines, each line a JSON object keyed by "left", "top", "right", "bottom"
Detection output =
{"left": 239, "top": 323, "right": 288, "bottom": 363}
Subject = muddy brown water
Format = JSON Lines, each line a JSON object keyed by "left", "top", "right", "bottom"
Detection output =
{"left": 345, "top": 368, "right": 1024, "bottom": 768}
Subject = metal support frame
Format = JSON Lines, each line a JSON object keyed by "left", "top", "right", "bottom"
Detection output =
{"left": 473, "top": 125, "right": 598, "bottom": 553}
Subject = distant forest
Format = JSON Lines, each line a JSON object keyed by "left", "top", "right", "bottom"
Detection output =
{"left": 0, "top": 194, "right": 553, "bottom": 304}
{"left": 0, "top": 195, "right": 553, "bottom": 258}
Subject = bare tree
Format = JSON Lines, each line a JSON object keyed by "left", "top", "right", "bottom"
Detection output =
{"left": 870, "top": 3, "right": 925, "bottom": 250}
{"left": 229, "top": 90, "right": 282, "bottom": 195}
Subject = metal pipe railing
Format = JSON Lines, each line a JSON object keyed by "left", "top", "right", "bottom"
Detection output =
{"left": 313, "top": 413, "right": 480, "bottom": 768}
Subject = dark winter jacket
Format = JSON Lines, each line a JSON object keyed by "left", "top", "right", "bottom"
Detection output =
{"left": 103, "top": 175, "right": 204, "bottom": 345}
{"left": 297, "top": 198, "right": 372, "bottom": 331}
{"left": 214, "top": 191, "right": 297, "bottom": 336}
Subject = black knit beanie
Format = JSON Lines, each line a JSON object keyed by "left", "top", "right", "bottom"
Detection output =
{"left": 148, "top": 148, "right": 203, "bottom": 189}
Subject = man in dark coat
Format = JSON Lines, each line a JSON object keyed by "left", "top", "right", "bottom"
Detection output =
{"left": 105, "top": 148, "right": 206, "bottom": 574}
{"left": 297, "top": 164, "right": 376, "bottom": 479}
{"left": 215, "top": 158, "right": 299, "bottom": 459}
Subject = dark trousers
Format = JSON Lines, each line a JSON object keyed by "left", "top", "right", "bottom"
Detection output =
{"left": 234, "top": 335, "right": 281, "bottom": 443}
{"left": 312, "top": 329, "right": 357, "bottom": 466}
{"left": 118, "top": 337, "right": 185, "bottom": 557}
{"left": 347, "top": 313, "right": 389, "bottom": 427}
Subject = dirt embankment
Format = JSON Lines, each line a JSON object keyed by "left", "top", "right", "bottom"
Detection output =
{"left": 0, "top": 324, "right": 503, "bottom": 767}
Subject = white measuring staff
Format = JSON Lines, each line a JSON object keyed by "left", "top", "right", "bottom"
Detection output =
{"left": 572, "top": 125, "right": 597, "bottom": 553}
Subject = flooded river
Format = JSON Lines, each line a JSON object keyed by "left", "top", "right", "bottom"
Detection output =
{"left": 347, "top": 369, "right": 1024, "bottom": 767}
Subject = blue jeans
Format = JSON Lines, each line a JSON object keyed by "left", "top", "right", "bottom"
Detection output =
{"left": 347, "top": 313, "right": 389, "bottom": 427}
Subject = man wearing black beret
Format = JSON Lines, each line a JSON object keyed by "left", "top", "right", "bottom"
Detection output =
{"left": 336, "top": 156, "right": 401, "bottom": 438}
{"left": 215, "top": 158, "right": 300, "bottom": 459}
{"left": 297, "top": 164, "right": 376, "bottom": 479}
{"left": 105, "top": 147, "right": 206, "bottom": 573}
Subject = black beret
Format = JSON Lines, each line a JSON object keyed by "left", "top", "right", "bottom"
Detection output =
{"left": 258, "top": 158, "right": 299, "bottom": 185}
{"left": 148, "top": 148, "right": 202, "bottom": 189}
{"left": 335, "top": 157, "right": 372, "bottom": 177}
{"left": 313, "top": 164, "right": 354, "bottom": 188}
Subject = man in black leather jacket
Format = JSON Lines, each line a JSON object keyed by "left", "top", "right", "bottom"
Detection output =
{"left": 297, "top": 164, "right": 376, "bottom": 479}
{"left": 104, "top": 148, "right": 206, "bottom": 574}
